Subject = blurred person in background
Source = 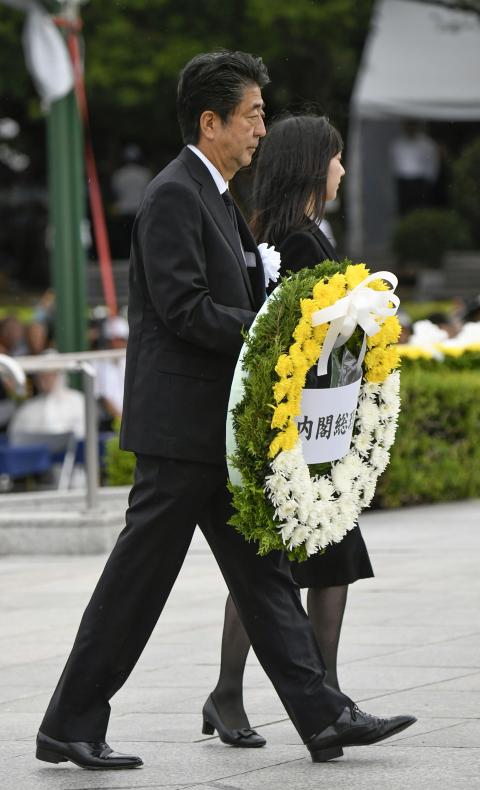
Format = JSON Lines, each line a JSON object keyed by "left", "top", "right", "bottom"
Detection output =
{"left": 25, "top": 321, "right": 49, "bottom": 356}
{"left": 8, "top": 363, "right": 85, "bottom": 442}
{"left": 94, "top": 315, "right": 128, "bottom": 430}
{"left": 0, "top": 315, "right": 28, "bottom": 357}
{"left": 110, "top": 145, "right": 152, "bottom": 258}
{"left": 391, "top": 121, "right": 440, "bottom": 215}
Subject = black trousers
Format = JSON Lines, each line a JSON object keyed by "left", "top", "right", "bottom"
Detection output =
{"left": 40, "top": 455, "right": 348, "bottom": 742}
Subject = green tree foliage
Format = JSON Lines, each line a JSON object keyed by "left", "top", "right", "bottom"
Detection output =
{"left": 0, "top": 0, "right": 375, "bottom": 163}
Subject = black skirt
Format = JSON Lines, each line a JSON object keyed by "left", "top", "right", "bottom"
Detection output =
{"left": 291, "top": 524, "right": 373, "bottom": 589}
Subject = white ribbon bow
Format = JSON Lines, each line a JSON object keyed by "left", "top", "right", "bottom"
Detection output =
{"left": 311, "top": 271, "right": 400, "bottom": 375}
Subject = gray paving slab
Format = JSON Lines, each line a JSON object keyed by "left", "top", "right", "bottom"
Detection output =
{"left": 0, "top": 498, "right": 479, "bottom": 789}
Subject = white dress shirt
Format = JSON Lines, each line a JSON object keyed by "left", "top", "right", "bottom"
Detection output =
{"left": 187, "top": 145, "right": 227, "bottom": 194}
{"left": 187, "top": 144, "right": 249, "bottom": 266}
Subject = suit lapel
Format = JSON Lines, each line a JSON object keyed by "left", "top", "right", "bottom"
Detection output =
{"left": 179, "top": 148, "right": 256, "bottom": 306}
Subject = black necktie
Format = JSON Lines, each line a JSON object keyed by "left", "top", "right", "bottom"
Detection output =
{"left": 222, "top": 190, "right": 240, "bottom": 236}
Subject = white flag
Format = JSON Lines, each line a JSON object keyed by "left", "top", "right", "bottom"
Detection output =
{"left": 1, "top": 0, "right": 74, "bottom": 106}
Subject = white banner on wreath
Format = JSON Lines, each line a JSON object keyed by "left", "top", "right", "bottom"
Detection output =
{"left": 296, "top": 377, "right": 362, "bottom": 464}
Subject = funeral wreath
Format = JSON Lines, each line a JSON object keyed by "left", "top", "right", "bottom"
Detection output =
{"left": 227, "top": 261, "right": 401, "bottom": 562}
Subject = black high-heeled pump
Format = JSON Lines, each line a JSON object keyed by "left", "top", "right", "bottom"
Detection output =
{"left": 201, "top": 694, "right": 266, "bottom": 748}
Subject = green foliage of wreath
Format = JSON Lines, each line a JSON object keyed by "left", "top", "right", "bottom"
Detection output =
{"left": 227, "top": 259, "right": 351, "bottom": 562}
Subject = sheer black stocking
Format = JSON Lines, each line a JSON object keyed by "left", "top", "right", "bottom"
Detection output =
{"left": 210, "top": 593, "right": 251, "bottom": 729}
{"left": 306, "top": 585, "right": 348, "bottom": 692}
{"left": 210, "top": 585, "right": 348, "bottom": 728}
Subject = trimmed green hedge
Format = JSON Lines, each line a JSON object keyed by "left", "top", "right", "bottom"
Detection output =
{"left": 105, "top": 430, "right": 135, "bottom": 487}
{"left": 376, "top": 365, "right": 480, "bottom": 507}
{"left": 392, "top": 208, "right": 471, "bottom": 267}
{"left": 106, "top": 364, "right": 480, "bottom": 509}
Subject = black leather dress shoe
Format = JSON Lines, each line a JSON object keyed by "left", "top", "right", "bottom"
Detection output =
{"left": 306, "top": 704, "right": 417, "bottom": 762}
{"left": 202, "top": 694, "right": 266, "bottom": 748}
{"left": 36, "top": 731, "right": 143, "bottom": 770}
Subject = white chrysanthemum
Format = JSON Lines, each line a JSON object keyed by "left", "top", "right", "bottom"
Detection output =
{"left": 264, "top": 364, "right": 399, "bottom": 557}
{"left": 331, "top": 463, "right": 353, "bottom": 494}
{"left": 361, "top": 479, "right": 376, "bottom": 506}
{"left": 276, "top": 498, "right": 298, "bottom": 520}
{"left": 363, "top": 381, "right": 382, "bottom": 398}
{"left": 271, "top": 447, "right": 299, "bottom": 475}
{"left": 339, "top": 451, "right": 365, "bottom": 478}
{"left": 279, "top": 519, "right": 297, "bottom": 543}
{"left": 311, "top": 476, "right": 335, "bottom": 501}
{"left": 265, "top": 473, "right": 290, "bottom": 504}
{"left": 382, "top": 421, "right": 398, "bottom": 449}
{"left": 289, "top": 524, "right": 311, "bottom": 548}
{"left": 353, "top": 431, "right": 374, "bottom": 456}
{"left": 370, "top": 445, "right": 389, "bottom": 473}
{"left": 305, "top": 532, "right": 323, "bottom": 556}
{"left": 378, "top": 401, "right": 400, "bottom": 422}
{"left": 379, "top": 371, "right": 400, "bottom": 402}
{"left": 296, "top": 504, "right": 311, "bottom": 524}
{"left": 357, "top": 399, "right": 380, "bottom": 431}
{"left": 327, "top": 519, "right": 349, "bottom": 544}
{"left": 307, "top": 499, "right": 333, "bottom": 527}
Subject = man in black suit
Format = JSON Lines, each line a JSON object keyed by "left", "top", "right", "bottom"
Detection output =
{"left": 36, "top": 51, "right": 414, "bottom": 770}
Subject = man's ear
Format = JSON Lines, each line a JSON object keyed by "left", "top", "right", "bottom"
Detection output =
{"left": 199, "top": 110, "right": 218, "bottom": 141}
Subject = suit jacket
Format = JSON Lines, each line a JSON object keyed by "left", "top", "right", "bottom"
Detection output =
{"left": 277, "top": 221, "right": 339, "bottom": 277}
{"left": 120, "top": 147, "right": 266, "bottom": 463}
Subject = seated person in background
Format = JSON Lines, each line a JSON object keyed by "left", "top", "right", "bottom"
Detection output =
{"left": 94, "top": 316, "right": 128, "bottom": 430}
{"left": 0, "top": 315, "right": 28, "bottom": 357}
{"left": 25, "top": 321, "right": 49, "bottom": 355}
{"left": 8, "top": 367, "right": 85, "bottom": 441}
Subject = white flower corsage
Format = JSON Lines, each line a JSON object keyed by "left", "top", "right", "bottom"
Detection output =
{"left": 258, "top": 242, "right": 281, "bottom": 287}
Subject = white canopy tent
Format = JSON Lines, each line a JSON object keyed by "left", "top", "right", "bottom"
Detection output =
{"left": 346, "top": 0, "right": 480, "bottom": 257}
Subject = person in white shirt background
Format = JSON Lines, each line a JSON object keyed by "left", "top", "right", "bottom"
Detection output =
{"left": 8, "top": 366, "right": 85, "bottom": 441}
{"left": 94, "top": 316, "right": 128, "bottom": 429}
{"left": 390, "top": 120, "right": 440, "bottom": 215}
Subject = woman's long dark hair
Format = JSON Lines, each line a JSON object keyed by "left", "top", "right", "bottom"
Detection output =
{"left": 251, "top": 114, "right": 343, "bottom": 245}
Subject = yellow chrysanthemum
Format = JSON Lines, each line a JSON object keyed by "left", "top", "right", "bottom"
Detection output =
{"left": 327, "top": 272, "right": 347, "bottom": 300}
{"left": 293, "top": 317, "right": 313, "bottom": 344}
{"left": 440, "top": 346, "right": 462, "bottom": 357}
{"left": 273, "top": 378, "right": 291, "bottom": 403}
{"left": 300, "top": 298, "right": 319, "bottom": 321}
{"left": 345, "top": 263, "right": 369, "bottom": 290}
{"left": 302, "top": 338, "right": 321, "bottom": 363}
{"left": 313, "top": 324, "right": 328, "bottom": 343}
{"left": 287, "top": 396, "right": 302, "bottom": 416}
{"left": 291, "top": 361, "right": 309, "bottom": 382}
{"left": 312, "top": 281, "right": 333, "bottom": 304}
{"left": 368, "top": 278, "right": 389, "bottom": 292}
{"left": 364, "top": 346, "right": 385, "bottom": 368}
{"left": 289, "top": 342, "right": 304, "bottom": 364}
{"left": 398, "top": 345, "right": 433, "bottom": 360}
{"left": 268, "top": 434, "right": 283, "bottom": 458}
{"left": 271, "top": 402, "right": 291, "bottom": 429}
{"left": 281, "top": 421, "right": 298, "bottom": 450}
{"left": 375, "top": 315, "right": 401, "bottom": 347}
{"left": 275, "top": 354, "right": 293, "bottom": 377}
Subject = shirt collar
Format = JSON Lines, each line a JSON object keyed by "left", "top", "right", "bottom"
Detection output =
{"left": 187, "top": 144, "right": 228, "bottom": 194}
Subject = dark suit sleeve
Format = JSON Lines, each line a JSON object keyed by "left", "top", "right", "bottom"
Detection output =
{"left": 278, "top": 230, "right": 332, "bottom": 277}
{"left": 138, "top": 181, "right": 255, "bottom": 356}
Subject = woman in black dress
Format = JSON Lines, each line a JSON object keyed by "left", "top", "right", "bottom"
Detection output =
{"left": 202, "top": 115, "right": 373, "bottom": 747}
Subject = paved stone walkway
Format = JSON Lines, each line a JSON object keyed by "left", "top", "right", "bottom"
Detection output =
{"left": 1, "top": 500, "right": 479, "bottom": 789}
